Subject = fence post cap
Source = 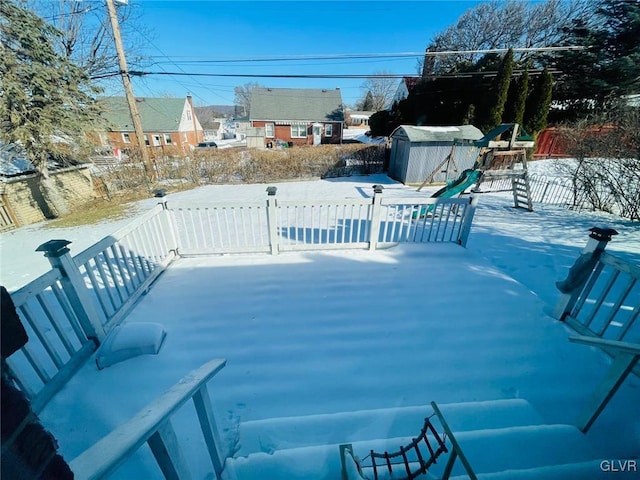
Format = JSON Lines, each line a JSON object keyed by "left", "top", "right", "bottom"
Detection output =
{"left": 372, "top": 184, "right": 384, "bottom": 194}
{"left": 266, "top": 186, "right": 277, "bottom": 196}
{"left": 36, "top": 239, "right": 72, "bottom": 257}
{"left": 589, "top": 226, "right": 618, "bottom": 241}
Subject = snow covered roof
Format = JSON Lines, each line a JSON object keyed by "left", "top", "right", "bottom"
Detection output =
{"left": 0, "top": 144, "right": 37, "bottom": 177}
{"left": 391, "top": 125, "right": 484, "bottom": 143}
{"left": 0, "top": 143, "right": 86, "bottom": 179}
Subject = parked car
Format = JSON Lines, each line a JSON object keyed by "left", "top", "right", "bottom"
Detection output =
{"left": 196, "top": 141, "right": 218, "bottom": 149}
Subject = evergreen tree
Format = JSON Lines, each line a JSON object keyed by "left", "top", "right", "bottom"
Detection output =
{"left": 486, "top": 49, "right": 514, "bottom": 130}
{"left": 525, "top": 68, "right": 553, "bottom": 136}
{"left": 0, "top": 1, "right": 102, "bottom": 216}
{"left": 513, "top": 69, "right": 529, "bottom": 128}
{"left": 361, "top": 91, "right": 375, "bottom": 111}
{"left": 553, "top": 0, "right": 640, "bottom": 120}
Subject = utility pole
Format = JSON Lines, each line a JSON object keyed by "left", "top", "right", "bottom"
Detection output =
{"left": 105, "top": 0, "right": 154, "bottom": 182}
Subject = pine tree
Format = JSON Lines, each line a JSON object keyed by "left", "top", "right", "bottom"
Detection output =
{"left": 553, "top": 0, "right": 640, "bottom": 119}
{"left": 525, "top": 68, "right": 553, "bottom": 136}
{"left": 486, "top": 49, "right": 514, "bottom": 130}
{"left": 360, "top": 91, "right": 375, "bottom": 111}
{"left": 0, "top": 1, "right": 102, "bottom": 216}
{"left": 514, "top": 69, "right": 529, "bottom": 128}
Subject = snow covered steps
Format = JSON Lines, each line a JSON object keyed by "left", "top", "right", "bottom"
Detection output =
{"left": 223, "top": 399, "right": 637, "bottom": 480}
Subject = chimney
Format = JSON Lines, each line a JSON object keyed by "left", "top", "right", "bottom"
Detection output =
{"left": 421, "top": 46, "right": 436, "bottom": 78}
{"left": 186, "top": 94, "right": 200, "bottom": 144}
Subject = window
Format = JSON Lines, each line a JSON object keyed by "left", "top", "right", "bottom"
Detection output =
{"left": 144, "top": 134, "right": 150, "bottom": 146}
{"left": 186, "top": 109, "right": 192, "bottom": 121}
{"left": 265, "top": 123, "right": 275, "bottom": 138}
{"left": 122, "top": 133, "right": 131, "bottom": 143}
{"left": 325, "top": 124, "right": 333, "bottom": 137}
{"left": 152, "top": 135, "right": 161, "bottom": 147}
{"left": 291, "top": 124, "right": 307, "bottom": 138}
{"left": 164, "top": 134, "right": 172, "bottom": 144}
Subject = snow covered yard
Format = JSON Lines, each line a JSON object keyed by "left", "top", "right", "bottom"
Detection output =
{"left": 2, "top": 171, "right": 639, "bottom": 479}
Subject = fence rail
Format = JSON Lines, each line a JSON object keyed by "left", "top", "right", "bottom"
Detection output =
{"left": 168, "top": 188, "right": 478, "bottom": 255}
{"left": 479, "top": 173, "right": 584, "bottom": 208}
{"left": 73, "top": 204, "right": 176, "bottom": 331}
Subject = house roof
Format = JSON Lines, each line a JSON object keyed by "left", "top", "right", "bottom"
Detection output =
{"left": 391, "top": 125, "right": 484, "bottom": 143}
{"left": 250, "top": 88, "right": 344, "bottom": 123}
{"left": 99, "top": 97, "right": 187, "bottom": 132}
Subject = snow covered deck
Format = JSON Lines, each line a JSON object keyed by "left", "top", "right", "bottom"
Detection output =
{"left": 4, "top": 172, "right": 636, "bottom": 479}
{"left": 37, "top": 204, "right": 639, "bottom": 478}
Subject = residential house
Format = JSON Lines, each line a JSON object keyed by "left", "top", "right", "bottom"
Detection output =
{"left": 98, "top": 95, "right": 204, "bottom": 156}
{"left": 388, "top": 77, "right": 422, "bottom": 109}
{"left": 345, "top": 110, "right": 374, "bottom": 128}
{"left": 249, "top": 88, "right": 344, "bottom": 146}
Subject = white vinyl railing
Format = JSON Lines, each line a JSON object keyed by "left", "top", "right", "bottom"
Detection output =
{"left": 554, "top": 228, "right": 640, "bottom": 347}
{"left": 5, "top": 268, "right": 98, "bottom": 413}
{"left": 168, "top": 186, "right": 479, "bottom": 255}
{"left": 5, "top": 204, "right": 176, "bottom": 411}
{"left": 72, "top": 204, "right": 177, "bottom": 330}
{"left": 70, "top": 358, "right": 227, "bottom": 480}
{"left": 554, "top": 227, "right": 640, "bottom": 432}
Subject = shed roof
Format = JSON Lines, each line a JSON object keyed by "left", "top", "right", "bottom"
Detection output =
{"left": 99, "top": 97, "right": 187, "bottom": 132}
{"left": 391, "top": 125, "right": 484, "bottom": 143}
{"left": 250, "top": 88, "right": 344, "bottom": 123}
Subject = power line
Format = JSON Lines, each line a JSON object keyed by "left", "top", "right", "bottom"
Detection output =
{"left": 143, "top": 46, "right": 584, "bottom": 64}
{"left": 92, "top": 68, "right": 561, "bottom": 81}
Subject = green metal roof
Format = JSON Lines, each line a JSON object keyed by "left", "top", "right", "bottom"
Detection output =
{"left": 99, "top": 97, "right": 187, "bottom": 132}
{"left": 391, "top": 125, "right": 484, "bottom": 143}
{"left": 249, "top": 88, "right": 344, "bottom": 122}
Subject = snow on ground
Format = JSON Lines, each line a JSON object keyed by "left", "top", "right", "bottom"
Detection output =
{"left": 2, "top": 166, "right": 640, "bottom": 479}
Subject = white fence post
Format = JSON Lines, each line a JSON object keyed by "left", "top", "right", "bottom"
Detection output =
{"left": 266, "top": 186, "right": 279, "bottom": 255}
{"left": 553, "top": 227, "right": 618, "bottom": 320}
{"left": 458, "top": 195, "right": 479, "bottom": 247}
{"left": 368, "top": 185, "right": 384, "bottom": 251}
{"left": 154, "top": 189, "right": 179, "bottom": 254}
{"left": 36, "top": 240, "right": 106, "bottom": 342}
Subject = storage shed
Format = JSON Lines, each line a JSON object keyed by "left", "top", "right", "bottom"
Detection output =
{"left": 389, "top": 125, "right": 484, "bottom": 184}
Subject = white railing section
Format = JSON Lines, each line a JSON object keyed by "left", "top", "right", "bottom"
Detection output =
{"left": 554, "top": 227, "right": 640, "bottom": 431}
{"left": 72, "top": 204, "right": 177, "bottom": 330}
{"left": 70, "top": 358, "right": 227, "bottom": 480}
{"left": 6, "top": 201, "right": 177, "bottom": 411}
{"left": 170, "top": 202, "right": 270, "bottom": 255}
{"left": 554, "top": 228, "right": 640, "bottom": 348}
{"left": 377, "top": 197, "right": 476, "bottom": 248}
{"left": 276, "top": 199, "right": 373, "bottom": 251}
{"left": 5, "top": 268, "right": 98, "bottom": 413}
{"left": 167, "top": 186, "right": 479, "bottom": 255}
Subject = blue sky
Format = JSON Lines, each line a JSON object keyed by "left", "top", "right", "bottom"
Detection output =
{"left": 111, "top": 1, "right": 482, "bottom": 108}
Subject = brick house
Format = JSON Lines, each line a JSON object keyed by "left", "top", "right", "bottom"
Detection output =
{"left": 97, "top": 96, "right": 204, "bottom": 156}
{"left": 249, "top": 88, "right": 344, "bottom": 146}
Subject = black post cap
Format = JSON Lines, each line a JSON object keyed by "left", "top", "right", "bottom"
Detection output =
{"left": 588, "top": 226, "right": 618, "bottom": 242}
